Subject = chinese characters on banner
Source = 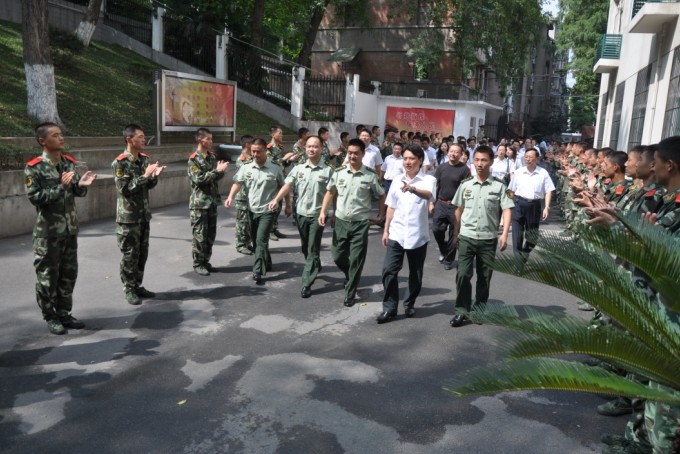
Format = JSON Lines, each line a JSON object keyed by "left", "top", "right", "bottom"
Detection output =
{"left": 164, "top": 74, "right": 235, "bottom": 128}
{"left": 385, "top": 106, "right": 455, "bottom": 136}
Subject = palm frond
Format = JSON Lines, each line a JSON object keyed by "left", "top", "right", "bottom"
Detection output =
{"left": 493, "top": 245, "right": 680, "bottom": 356}
{"left": 581, "top": 211, "right": 680, "bottom": 312}
{"left": 445, "top": 358, "right": 680, "bottom": 404}
{"left": 467, "top": 305, "right": 680, "bottom": 387}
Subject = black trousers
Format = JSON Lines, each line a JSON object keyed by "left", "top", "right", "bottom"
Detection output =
{"left": 512, "top": 197, "right": 542, "bottom": 253}
{"left": 431, "top": 200, "right": 456, "bottom": 265}
{"left": 382, "top": 240, "right": 428, "bottom": 313}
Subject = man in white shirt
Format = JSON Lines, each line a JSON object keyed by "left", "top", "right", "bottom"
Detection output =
{"left": 359, "top": 128, "right": 383, "bottom": 176}
{"left": 377, "top": 145, "right": 436, "bottom": 323}
{"left": 507, "top": 148, "right": 555, "bottom": 253}
{"left": 421, "top": 136, "right": 437, "bottom": 175}
{"left": 381, "top": 142, "right": 404, "bottom": 194}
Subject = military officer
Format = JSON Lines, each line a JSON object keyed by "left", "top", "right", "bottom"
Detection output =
{"left": 112, "top": 124, "right": 165, "bottom": 306}
{"left": 25, "top": 122, "right": 97, "bottom": 334}
{"left": 268, "top": 135, "right": 333, "bottom": 298}
{"left": 188, "top": 128, "right": 229, "bottom": 275}
{"left": 235, "top": 135, "right": 254, "bottom": 255}
{"left": 319, "top": 138, "right": 386, "bottom": 307}
{"left": 267, "top": 125, "right": 288, "bottom": 240}
{"left": 225, "top": 138, "right": 289, "bottom": 283}
{"left": 450, "top": 145, "right": 514, "bottom": 327}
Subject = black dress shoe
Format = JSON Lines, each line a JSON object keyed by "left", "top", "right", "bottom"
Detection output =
{"left": 444, "top": 263, "right": 454, "bottom": 270}
{"left": 206, "top": 263, "right": 219, "bottom": 272}
{"left": 252, "top": 272, "right": 262, "bottom": 283}
{"left": 301, "top": 286, "right": 312, "bottom": 298}
{"left": 376, "top": 311, "right": 397, "bottom": 324}
{"left": 450, "top": 314, "right": 469, "bottom": 327}
{"left": 404, "top": 307, "right": 416, "bottom": 318}
{"left": 343, "top": 297, "right": 355, "bottom": 307}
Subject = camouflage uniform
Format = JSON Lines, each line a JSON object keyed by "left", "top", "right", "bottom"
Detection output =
{"left": 235, "top": 153, "right": 253, "bottom": 252}
{"left": 25, "top": 152, "right": 88, "bottom": 321}
{"left": 329, "top": 145, "right": 347, "bottom": 171}
{"left": 112, "top": 151, "right": 158, "bottom": 293}
{"left": 188, "top": 149, "right": 225, "bottom": 269}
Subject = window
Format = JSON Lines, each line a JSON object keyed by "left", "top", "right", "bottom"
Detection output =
{"left": 597, "top": 92, "right": 608, "bottom": 148}
{"left": 627, "top": 64, "right": 652, "bottom": 150}
{"left": 662, "top": 47, "right": 680, "bottom": 138}
{"left": 609, "top": 82, "right": 625, "bottom": 150}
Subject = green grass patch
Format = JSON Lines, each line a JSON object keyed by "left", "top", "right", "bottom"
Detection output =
{"left": 0, "top": 19, "right": 290, "bottom": 138}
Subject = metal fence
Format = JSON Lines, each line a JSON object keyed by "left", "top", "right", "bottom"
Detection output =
{"left": 163, "top": 14, "right": 216, "bottom": 75}
{"left": 226, "top": 41, "right": 293, "bottom": 110}
{"left": 380, "top": 82, "right": 486, "bottom": 101}
{"left": 102, "top": 0, "right": 152, "bottom": 46}
{"left": 304, "top": 76, "right": 346, "bottom": 121}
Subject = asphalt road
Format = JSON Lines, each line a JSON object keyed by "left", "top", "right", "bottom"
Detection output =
{"left": 0, "top": 203, "right": 623, "bottom": 453}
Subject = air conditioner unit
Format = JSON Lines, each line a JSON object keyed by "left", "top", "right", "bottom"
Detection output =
{"left": 416, "top": 89, "right": 427, "bottom": 98}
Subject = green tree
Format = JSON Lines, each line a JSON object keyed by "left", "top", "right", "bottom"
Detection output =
{"left": 556, "top": 0, "right": 608, "bottom": 129}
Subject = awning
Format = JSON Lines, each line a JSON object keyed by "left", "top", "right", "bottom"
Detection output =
{"left": 328, "top": 47, "right": 360, "bottom": 62}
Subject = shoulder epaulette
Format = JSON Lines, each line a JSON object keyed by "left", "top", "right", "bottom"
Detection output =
{"left": 62, "top": 153, "right": 77, "bottom": 163}
{"left": 615, "top": 184, "right": 625, "bottom": 195}
{"left": 26, "top": 156, "right": 42, "bottom": 166}
{"left": 645, "top": 188, "right": 656, "bottom": 197}
{"left": 190, "top": 151, "right": 198, "bottom": 159}
{"left": 493, "top": 176, "right": 505, "bottom": 184}
{"left": 116, "top": 152, "right": 127, "bottom": 161}
{"left": 365, "top": 166, "right": 377, "bottom": 174}
{"left": 461, "top": 176, "right": 474, "bottom": 183}
{"left": 675, "top": 193, "right": 680, "bottom": 203}
{"left": 139, "top": 152, "right": 149, "bottom": 158}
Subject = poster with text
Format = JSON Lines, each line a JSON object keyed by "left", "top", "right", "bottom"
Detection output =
{"left": 163, "top": 72, "right": 236, "bottom": 131}
{"left": 385, "top": 106, "right": 455, "bottom": 136}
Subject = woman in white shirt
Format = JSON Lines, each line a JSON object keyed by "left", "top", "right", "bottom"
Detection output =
{"left": 491, "top": 144, "right": 510, "bottom": 181}
{"left": 377, "top": 145, "right": 436, "bottom": 324}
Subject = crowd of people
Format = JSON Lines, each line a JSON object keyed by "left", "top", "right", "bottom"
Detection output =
{"left": 23, "top": 119, "right": 680, "bottom": 452}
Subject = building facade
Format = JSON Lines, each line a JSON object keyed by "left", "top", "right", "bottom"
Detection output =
{"left": 593, "top": 0, "right": 680, "bottom": 149}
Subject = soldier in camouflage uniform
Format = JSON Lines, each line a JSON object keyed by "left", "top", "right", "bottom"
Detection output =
{"left": 112, "top": 124, "right": 165, "bottom": 306}
{"left": 25, "top": 123, "right": 97, "bottom": 335}
{"left": 235, "top": 135, "right": 254, "bottom": 255}
{"left": 319, "top": 127, "right": 332, "bottom": 166}
{"left": 188, "top": 128, "right": 229, "bottom": 275}
{"left": 328, "top": 132, "right": 350, "bottom": 170}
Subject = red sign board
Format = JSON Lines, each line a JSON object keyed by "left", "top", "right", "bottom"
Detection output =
{"left": 385, "top": 106, "right": 455, "bottom": 135}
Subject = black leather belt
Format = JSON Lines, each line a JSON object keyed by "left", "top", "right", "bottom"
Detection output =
{"left": 516, "top": 196, "right": 540, "bottom": 203}
{"left": 438, "top": 197, "right": 451, "bottom": 202}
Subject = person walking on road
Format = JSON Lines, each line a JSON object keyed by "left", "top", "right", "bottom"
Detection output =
{"left": 450, "top": 145, "right": 513, "bottom": 327}
{"left": 377, "top": 145, "right": 436, "bottom": 324}
{"left": 319, "top": 139, "right": 385, "bottom": 307}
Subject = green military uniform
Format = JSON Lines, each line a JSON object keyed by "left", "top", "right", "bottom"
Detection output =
{"left": 623, "top": 183, "right": 665, "bottom": 215}
{"left": 321, "top": 141, "right": 331, "bottom": 166}
{"left": 327, "top": 164, "right": 384, "bottom": 301}
{"left": 267, "top": 142, "right": 287, "bottom": 237}
{"left": 285, "top": 160, "right": 333, "bottom": 287}
{"left": 291, "top": 140, "right": 307, "bottom": 165}
{"left": 188, "top": 149, "right": 225, "bottom": 270}
{"left": 605, "top": 178, "right": 632, "bottom": 205}
{"left": 25, "top": 152, "right": 88, "bottom": 323}
{"left": 329, "top": 145, "right": 347, "bottom": 170}
{"left": 452, "top": 175, "right": 514, "bottom": 312}
{"left": 235, "top": 153, "right": 253, "bottom": 253}
{"left": 233, "top": 159, "right": 285, "bottom": 276}
{"left": 112, "top": 151, "right": 158, "bottom": 298}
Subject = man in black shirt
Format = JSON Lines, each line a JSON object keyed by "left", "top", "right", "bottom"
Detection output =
{"left": 430, "top": 143, "right": 471, "bottom": 270}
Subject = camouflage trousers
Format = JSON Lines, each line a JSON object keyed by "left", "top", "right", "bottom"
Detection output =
{"left": 116, "top": 222, "right": 150, "bottom": 291}
{"left": 32, "top": 235, "right": 78, "bottom": 320}
{"left": 625, "top": 382, "right": 679, "bottom": 453}
{"left": 190, "top": 206, "right": 217, "bottom": 268}
{"left": 235, "top": 203, "right": 252, "bottom": 251}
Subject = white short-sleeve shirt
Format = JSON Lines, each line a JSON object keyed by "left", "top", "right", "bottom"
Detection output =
{"left": 508, "top": 165, "right": 555, "bottom": 200}
{"left": 386, "top": 173, "right": 437, "bottom": 249}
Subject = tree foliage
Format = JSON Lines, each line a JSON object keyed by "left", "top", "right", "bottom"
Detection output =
{"left": 556, "top": 0, "right": 608, "bottom": 129}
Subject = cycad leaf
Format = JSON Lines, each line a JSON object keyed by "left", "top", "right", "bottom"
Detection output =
{"left": 445, "top": 358, "right": 680, "bottom": 404}
{"left": 492, "top": 239, "right": 680, "bottom": 356}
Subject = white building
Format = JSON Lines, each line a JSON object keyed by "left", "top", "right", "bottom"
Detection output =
{"left": 593, "top": 0, "right": 680, "bottom": 149}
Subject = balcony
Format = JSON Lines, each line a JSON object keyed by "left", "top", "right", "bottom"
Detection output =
{"left": 630, "top": 0, "right": 680, "bottom": 33}
{"left": 593, "top": 34, "right": 622, "bottom": 73}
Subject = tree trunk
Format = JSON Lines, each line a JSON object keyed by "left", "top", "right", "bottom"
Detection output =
{"left": 248, "top": 0, "right": 266, "bottom": 95}
{"left": 296, "top": 0, "right": 331, "bottom": 67}
{"left": 74, "top": 0, "right": 103, "bottom": 47}
{"left": 21, "top": 0, "right": 62, "bottom": 125}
